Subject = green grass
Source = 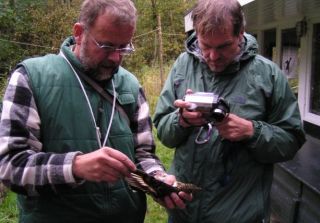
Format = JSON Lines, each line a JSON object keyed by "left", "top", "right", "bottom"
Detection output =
{"left": 144, "top": 196, "right": 169, "bottom": 223}
{"left": 0, "top": 191, "right": 18, "bottom": 223}
{"left": 144, "top": 130, "right": 174, "bottom": 223}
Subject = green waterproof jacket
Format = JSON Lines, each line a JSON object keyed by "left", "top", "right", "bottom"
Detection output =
{"left": 153, "top": 33, "right": 305, "bottom": 223}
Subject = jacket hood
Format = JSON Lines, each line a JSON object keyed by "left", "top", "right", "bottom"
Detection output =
{"left": 185, "top": 31, "right": 258, "bottom": 64}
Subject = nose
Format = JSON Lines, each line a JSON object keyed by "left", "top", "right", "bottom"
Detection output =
{"left": 107, "top": 51, "right": 122, "bottom": 64}
{"left": 208, "top": 49, "right": 220, "bottom": 61}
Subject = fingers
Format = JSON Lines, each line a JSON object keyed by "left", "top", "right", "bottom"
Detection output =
{"left": 178, "top": 191, "right": 193, "bottom": 202}
{"left": 162, "top": 192, "right": 189, "bottom": 209}
{"left": 173, "top": 88, "right": 195, "bottom": 108}
{"left": 170, "top": 193, "right": 187, "bottom": 209}
{"left": 163, "top": 195, "right": 176, "bottom": 209}
{"left": 154, "top": 174, "right": 193, "bottom": 210}
{"left": 72, "top": 147, "right": 136, "bottom": 183}
{"left": 174, "top": 100, "right": 206, "bottom": 127}
{"left": 105, "top": 148, "right": 136, "bottom": 173}
{"left": 174, "top": 99, "right": 190, "bottom": 109}
{"left": 185, "top": 89, "right": 193, "bottom": 94}
{"left": 174, "top": 89, "right": 207, "bottom": 127}
{"left": 181, "top": 110, "right": 206, "bottom": 126}
{"left": 215, "top": 114, "right": 254, "bottom": 141}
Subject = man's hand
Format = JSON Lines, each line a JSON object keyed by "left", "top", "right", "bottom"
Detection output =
{"left": 215, "top": 113, "right": 254, "bottom": 141}
{"left": 72, "top": 147, "right": 136, "bottom": 183}
{"left": 154, "top": 174, "right": 193, "bottom": 209}
{"left": 174, "top": 89, "right": 207, "bottom": 127}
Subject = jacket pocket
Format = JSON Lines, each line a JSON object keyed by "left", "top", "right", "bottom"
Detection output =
{"left": 117, "top": 93, "right": 135, "bottom": 105}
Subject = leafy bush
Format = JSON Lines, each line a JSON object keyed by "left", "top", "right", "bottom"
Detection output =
{"left": 0, "top": 0, "right": 81, "bottom": 77}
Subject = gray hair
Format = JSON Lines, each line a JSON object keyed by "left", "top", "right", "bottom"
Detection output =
{"left": 79, "top": 0, "right": 137, "bottom": 30}
{"left": 192, "top": 0, "right": 245, "bottom": 36}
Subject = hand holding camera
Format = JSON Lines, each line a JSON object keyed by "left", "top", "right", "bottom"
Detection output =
{"left": 174, "top": 90, "right": 253, "bottom": 142}
{"left": 174, "top": 90, "right": 230, "bottom": 128}
{"left": 184, "top": 92, "right": 230, "bottom": 123}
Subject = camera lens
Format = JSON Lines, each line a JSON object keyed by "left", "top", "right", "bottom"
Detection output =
{"left": 212, "top": 108, "right": 226, "bottom": 122}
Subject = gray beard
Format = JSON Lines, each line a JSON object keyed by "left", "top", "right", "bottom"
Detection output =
{"left": 79, "top": 39, "right": 116, "bottom": 81}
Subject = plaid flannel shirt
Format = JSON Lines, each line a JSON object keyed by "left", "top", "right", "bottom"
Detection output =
{"left": 0, "top": 66, "right": 164, "bottom": 196}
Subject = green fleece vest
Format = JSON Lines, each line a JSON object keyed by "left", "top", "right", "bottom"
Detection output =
{"left": 17, "top": 54, "right": 146, "bottom": 223}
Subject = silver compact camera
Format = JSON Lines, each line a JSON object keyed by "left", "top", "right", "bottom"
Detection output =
{"left": 184, "top": 92, "right": 230, "bottom": 122}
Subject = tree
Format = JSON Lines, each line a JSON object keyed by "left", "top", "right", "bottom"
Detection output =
{"left": 126, "top": 0, "right": 196, "bottom": 75}
{"left": 0, "top": 0, "right": 197, "bottom": 77}
{"left": 0, "top": 0, "right": 81, "bottom": 76}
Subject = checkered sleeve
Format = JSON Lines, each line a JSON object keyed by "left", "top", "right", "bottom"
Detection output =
{"left": 132, "top": 88, "right": 165, "bottom": 174}
{"left": 0, "top": 67, "right": 81, "bottom": 196}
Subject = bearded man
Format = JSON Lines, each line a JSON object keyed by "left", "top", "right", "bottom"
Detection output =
{"left": 0, "top": 1, "right": 190, "bottom": 222}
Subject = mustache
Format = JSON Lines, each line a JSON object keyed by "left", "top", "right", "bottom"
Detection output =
{"left": 83, "top": 60, "right": 117, "bottom": 71}
{"left": 100, "top": 60, "right": 117, "bottom": 68}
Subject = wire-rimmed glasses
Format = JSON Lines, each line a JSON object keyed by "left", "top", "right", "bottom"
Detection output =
{"left": 88, "top": 33, "right": 135, "bottom": 56}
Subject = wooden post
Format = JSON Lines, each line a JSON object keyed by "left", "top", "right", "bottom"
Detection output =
{"left": 9, "top": 0, "right": 15, "bottom": 8}
{"left": 63, "top": 0, "right": 71, "bottom": 8}
{"left": 67, "top": 0, "right": 71, "bottom": 8}
{"left": 157, "top": 14, "right": 164, "bottom": 88}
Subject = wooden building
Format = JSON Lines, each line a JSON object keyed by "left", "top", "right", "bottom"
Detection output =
{"left": 185, "top": 0, "right": 320, "bottom": 222}
{"left": 242, "top": 1, "right": 320, "bottom": 222}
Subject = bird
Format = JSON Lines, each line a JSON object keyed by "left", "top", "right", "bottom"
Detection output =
{"left": 125, "top": 169, "right": 202, "bottom": 198}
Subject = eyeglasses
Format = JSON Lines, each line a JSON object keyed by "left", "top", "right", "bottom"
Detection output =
{"left": 88, "top": 33, "right": 135, "bottom": 56}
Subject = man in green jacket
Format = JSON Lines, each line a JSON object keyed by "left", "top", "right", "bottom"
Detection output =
{"left": 0, "top": 0, "right": 190, "bottom": 222}
{"left": 153, "top": 0, "right": 306, "bottom": 222}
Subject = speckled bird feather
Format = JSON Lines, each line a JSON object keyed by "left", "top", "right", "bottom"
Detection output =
{"left": 125, "top": 169, "right": 202, "bottom": 198}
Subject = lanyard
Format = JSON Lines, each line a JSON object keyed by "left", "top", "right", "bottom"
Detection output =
{"left": 60, "top": 51, "right": 116, "bottom": 148}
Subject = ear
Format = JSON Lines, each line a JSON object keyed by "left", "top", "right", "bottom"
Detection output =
{"left": 239, "top": 28, "right": 245, "bottom": 37}
{"left": 73, "top": 23, "right": 85, "bottom": 45}
{"left": 237, "top": 29, "right": 245, "bottom": 42}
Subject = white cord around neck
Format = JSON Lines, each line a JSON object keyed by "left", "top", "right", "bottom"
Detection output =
{"left": 60, "top": 51, "right": 116, "bottom": 148}
{"left": 102, "top": 81, "right": 116, "bottom": 147}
